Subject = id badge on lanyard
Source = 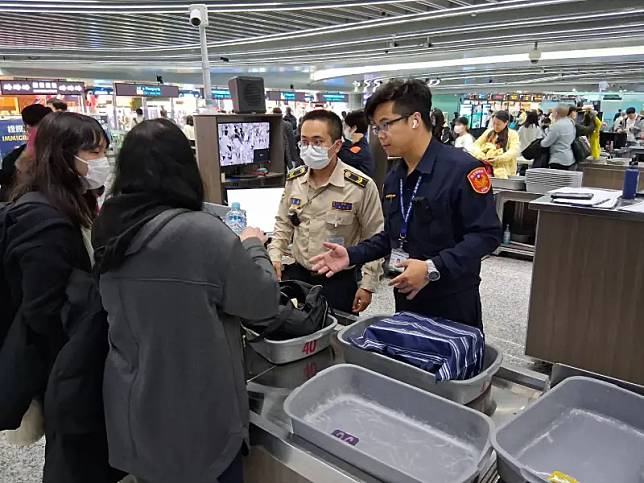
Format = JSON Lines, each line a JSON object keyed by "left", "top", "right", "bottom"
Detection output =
{"left": 390, "top": 175, "right": 423, "bottom": 272}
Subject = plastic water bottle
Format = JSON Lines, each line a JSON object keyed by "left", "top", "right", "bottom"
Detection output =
{"left": 503, "top": 225, "right": 511, "bottom": 245}
{"left": 622, "top": 158, "right": 640, "bottom": 200}
{"left": 225, "top": 202, "right": 247, "bottom": 235}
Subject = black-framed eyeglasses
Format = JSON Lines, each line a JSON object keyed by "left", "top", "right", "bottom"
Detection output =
{"left": 370, "top": 114, "right": 411, "bottom": 135}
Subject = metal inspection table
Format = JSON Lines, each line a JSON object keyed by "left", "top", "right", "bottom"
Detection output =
{"left": 244, "top": 332, "right": 547, "bottom": 483}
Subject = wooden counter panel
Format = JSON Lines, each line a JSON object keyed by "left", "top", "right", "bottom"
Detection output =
{"left": 582, "top": 164, "right": 644, "bottom": 191}
{"left": 526, "top": 211, "right": 644, "bottom": 385}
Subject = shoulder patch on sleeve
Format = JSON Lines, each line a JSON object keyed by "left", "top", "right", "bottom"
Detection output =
{"left": 344, "top": 169, "right": 368, "bottom": 188}
{"left": 349, "top": 145, "right": 362, "bottom": 154}
{"left": 467, "top": 167, "right": 491, "bottom": 194}
{"left": 286, "top": 165, "right": 308, "bottom": 181}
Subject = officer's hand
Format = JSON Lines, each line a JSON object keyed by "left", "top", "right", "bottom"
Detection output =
{"left": 352, "top": 288, "right": 373, "bottom": 313}
{"left": 240, "top": 227, "right": 268, "bottom": 245}
{"left": 272, "top": 261, "right": 282, "bottom": 281}
{"left": 389, "top": 259, "right": 429, "bottom": 300}
{"left": 310, "top": 243, "right": 350, "bottom": 278}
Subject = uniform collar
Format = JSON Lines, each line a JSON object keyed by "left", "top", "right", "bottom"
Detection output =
{"left": 302, "top": 159, "right": 345, "bottom": 188}
{"left": 396, "top": 136, "right": 440, "bottom": 177}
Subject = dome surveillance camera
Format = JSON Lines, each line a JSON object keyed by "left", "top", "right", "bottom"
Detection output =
{"left": 189, "top": 4, "right": 208, "bottom": 27}
{"left": 529, "top": 41, "right": 542, "bottom": 65}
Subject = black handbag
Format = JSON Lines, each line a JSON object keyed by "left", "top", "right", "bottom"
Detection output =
{"left": 572, "top": 136, "right": 591, "bottom": 163}
{"left": 522, "top": 138, "right": 550, "bottom": 169}
{"left": 244, "top": 280, "right": 330, "bottom": 341}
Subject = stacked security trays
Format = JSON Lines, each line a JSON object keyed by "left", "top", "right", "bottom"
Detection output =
{"left": 492, "top": 376, "right": 644, "bottom": 483}
{"left": 244, "top": 315, "right": 338, "bottom": 365}
{"left": 284, "top": 365, "right": 493, "bottom": 483}
{"left": 525, "top": 168, "right": 583, "bottom": 194}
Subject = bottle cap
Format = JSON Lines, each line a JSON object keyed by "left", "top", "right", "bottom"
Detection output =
{"left": 231, "top": 202, "right": 241, "bottom": 210}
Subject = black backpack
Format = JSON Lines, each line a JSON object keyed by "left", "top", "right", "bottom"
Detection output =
{"left": 244, "top": 280, "right": 331, "bottom": 341}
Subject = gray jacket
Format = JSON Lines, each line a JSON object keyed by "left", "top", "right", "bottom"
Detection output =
{"left": 99, "top": 209, "right": 279, "bottom": 483}
{"left": 541, "top": 118, "right": 576, "bottom": 166}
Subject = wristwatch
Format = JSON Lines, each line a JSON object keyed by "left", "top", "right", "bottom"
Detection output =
{"left": 425, "top": 259, "right": 441, "bottom": 282}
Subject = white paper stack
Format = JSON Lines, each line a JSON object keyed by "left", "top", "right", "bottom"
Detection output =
{"left": 525, "top": 168, "right": 583, "bottom": 194}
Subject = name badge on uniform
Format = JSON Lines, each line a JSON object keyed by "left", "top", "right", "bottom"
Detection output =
{"left": 331, "top": 201, "right": 353, "bottom": 211}
{"left": 390, "top": 248, "right": 409, "bottom": 273}
{"left": 290, "top": 197, "right": 302, "bottom": 206}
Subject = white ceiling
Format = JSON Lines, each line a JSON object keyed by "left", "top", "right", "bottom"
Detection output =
{"left": 0, "top": 0, "right": 643, "bottom": 92}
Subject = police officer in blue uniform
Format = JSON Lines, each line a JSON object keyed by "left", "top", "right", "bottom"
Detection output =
{"left": 311, "top": 79, "right": 502, "bottom": 329}
{"left": 338, "top": 109, "right": 375, "bottom": 178}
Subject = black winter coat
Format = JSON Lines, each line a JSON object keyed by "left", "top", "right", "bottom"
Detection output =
{"left": 0, "top": 193, "right": 121, "bottom": 483}
{"left": 0, "top": 144, "right": 26, "bottom": 201}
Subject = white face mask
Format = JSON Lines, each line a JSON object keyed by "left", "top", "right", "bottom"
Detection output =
{"left": 300, "top": 145, "right": 332, "bottom": 170}
{"left": 76, "top": 155, "right": 111, "bottom": 189}
{"left": 454, "top": 125, "right": 465, "bottom": 135}
{"left": 343, "top": 126, "right": 355, "bottom": 141}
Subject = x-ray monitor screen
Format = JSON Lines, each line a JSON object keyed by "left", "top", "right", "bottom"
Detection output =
{"left": 218, "top": 121, "right": 270, "bottom": 167}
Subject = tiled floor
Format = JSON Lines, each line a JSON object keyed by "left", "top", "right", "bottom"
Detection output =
{"left": 0, "top": 255, "right": 535, "bottom": 482}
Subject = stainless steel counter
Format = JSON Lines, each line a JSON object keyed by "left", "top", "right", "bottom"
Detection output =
{"left": 245, "top": 332, "right": 546, "bottom": 483}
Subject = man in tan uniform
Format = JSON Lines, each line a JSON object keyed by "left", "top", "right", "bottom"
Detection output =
{"left": 268, "top": 109, "right": 384, "bottom": 314}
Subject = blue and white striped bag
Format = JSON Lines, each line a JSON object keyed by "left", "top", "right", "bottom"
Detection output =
{"left": 348, "top": 312, "right": 484, "bottom": 381}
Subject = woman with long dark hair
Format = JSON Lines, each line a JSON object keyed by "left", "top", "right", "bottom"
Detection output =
{"left": 93, "top": 119, "right": 279, "bottom": 483}
{"left": 0, "top": 112, "right": 118, "bottom": 482}
{"left": 518, "top": 110, "right": 543, "bottom": 152}
{"left": 472, "top": 110, "right": 520, "bottom": 178}
{"left": 431, "top": 108, "right": 450, "bottom": 143}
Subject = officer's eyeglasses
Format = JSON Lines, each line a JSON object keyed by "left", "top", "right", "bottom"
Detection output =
{"left": 298, "top": 139, "right": 329, "bottom": 149}
{"left": 370, "top": 115, "right": 411, "bottom": 135}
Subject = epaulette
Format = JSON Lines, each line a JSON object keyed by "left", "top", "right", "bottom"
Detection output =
{"left": 286, "top": 165, "right": 308, "bottom": 181}
{"left": 344, "top": 169, "right": 368, "bottom": 188}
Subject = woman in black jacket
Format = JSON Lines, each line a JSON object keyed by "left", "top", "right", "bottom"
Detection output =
{"left": 0, "top": 104, "right": 52, "bottom": 201}
{"left": 0, "top": 112, "right": 119, "bottom": 482}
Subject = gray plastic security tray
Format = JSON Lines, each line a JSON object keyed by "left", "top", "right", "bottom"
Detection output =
{"left": 244, "top": 315, "right": 337, "bottom": 365}
{"left": 492, "top": 376, "right": 644, "bottom": 483}
{"left": 337, "top": 316, "right": 502, "bottom": 404}
{"left": 284, "top": 364, "right": 493, "bottom": 483}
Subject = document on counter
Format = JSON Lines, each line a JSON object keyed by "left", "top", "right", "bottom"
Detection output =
{"left": 548, "top": 187, "right": 621, "bottom": 208}
{"left": 618, "top": 201, "right": 644, "bottom": 214}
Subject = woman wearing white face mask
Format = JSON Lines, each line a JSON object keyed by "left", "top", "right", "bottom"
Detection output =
{"left": 452, "top": 116, "right": 475, "bottom": 154}
{"left": 1, "top": 112, "right": 120, "bottom": 482}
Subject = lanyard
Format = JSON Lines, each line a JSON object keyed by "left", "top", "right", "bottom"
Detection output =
{"left": 399, "top": 175, "right": 423, "bottom": 242}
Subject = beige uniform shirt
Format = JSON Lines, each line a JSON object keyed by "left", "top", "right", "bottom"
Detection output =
{"left": 268, "top": 160, "right": 384, "bottom": 292}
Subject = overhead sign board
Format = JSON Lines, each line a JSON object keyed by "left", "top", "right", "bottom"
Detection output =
{"left": 114, "top": 83, "right": 180, "bottom": 98}
{"left": 0, "top": 119, "right": 28, "bottom": 158}
{"left": 0, "top": 79, "right": 84, "bottom": 95}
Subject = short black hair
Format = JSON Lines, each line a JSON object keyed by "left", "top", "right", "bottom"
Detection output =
{"left": 272, "top": 107, "right": 282, "bottom": 114}
{"left": 136, "top": 108, "right": 143, "bottom": 116}
{"left": 111, "top": 119, "right": 203, "bottom": 210}
{"left": 568, "top": 105, "right": 577, "bottom": 115}
{"left": 365, "top": 79, "right": 432, "bottom": 131}
{"left": 301, "top": 109, "right": 343, "bottom": 141}
{"left": 50, "top": 99, "right": 68, "bottom": 111}
{"left": 21, "top": 104, "right": 52, "bottom": 126}
{"left": 455, "top": 116, "right": 469, "bottom": 127}
{"left": 626, "top": 107, "right": 636, "bottom": 115}
{"left": 344, "top": 109, "right": 368, "bottom": 134}
{"left": 494, "top": 110, "right": 510, "bottom": 123}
